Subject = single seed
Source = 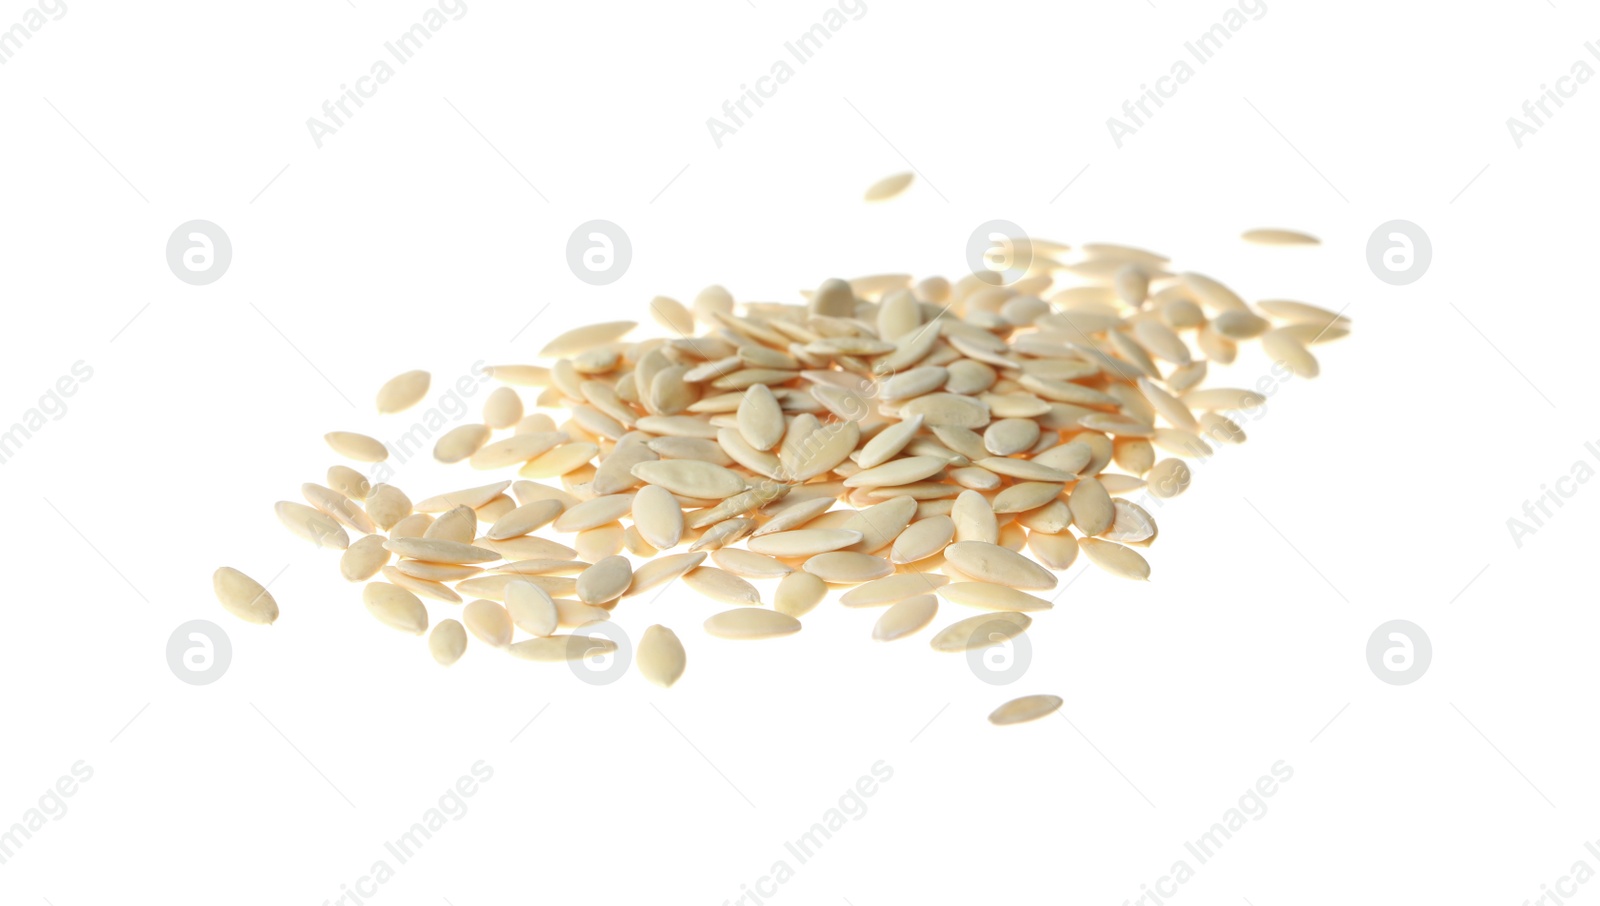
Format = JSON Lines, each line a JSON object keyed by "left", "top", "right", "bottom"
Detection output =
{"left": 540, "top": 321, "right": 637, "bottom": 357}
{"left": 1241, "top": 228, "right": 1319, "bottom": 246}
{"left": 943, "top": 541, "right": 1057, "bottom": 590}
{"left": 890, "top": 515, "right": 955, "bottom": 564}
{"left": 275, "top": 501, "right": 349, "bottom": 550}
{"left": 429, "top": 619, "right": 467, "bottom": 666}
{"left": 506, "top": 580, "right": 559, "bottom": 636}
{"left": 683, "top": 567, "right": 761, "bottom": 605}
{"left": 552, "top": 494, "right": 635, "bottom": 533}
{"left": 434, "top": 424, "right": 491, "bottom": 464}
{"left": 382, "top": 566, "right": 461, "bottom": 604}
{"left": 712, "top": 547, "right": 792, "bottom": 579}
{"left": 704, "top": 608, "right": 802, "bottom": 640}
{"left": 873, "top": 595, "right": 938, "bottom": 641}
{"left": 864, "top": 171, "right": 914, "bottom": 201}
{"left": 577, "top": 555, "right": 633, "bottom": 605}
{"left": 802, "top": 551, "right": 894, "bottom": 584}
{"left": 748, "top": 529, "right": 864, "bottom": 558}
{"left": 382, "top": 537, "right": 500, "bottom": 564}
{"left": 325, "top": 431, "right": 388, "bottom": 463}
{"left": 637, "top": 625, "right": 687, "bottom": 687}
{"left": 840, "top": 572, "right": 948, "bottom": 607}
{"left": 937, "top": 582, "right": 1053, "bottom": 612}
{"left": 1147, "top": 458, "right": 1192, "bottom": 498}
{"left": 414, "top": 480, "right": 513, "bottom": 513}
{"left": 510, "top": 634, "right": 618, "bottom": 662}
{"left": 737, "top": 384, "right": 786, "bottom": 452}
{"left": 631, "top": 460, "right": 748, "bottom": 499}
{"left": 462, "top": 599, "right": 513, "bottom": 648}
{"left": 988, "top": 694, "right": 1064, "bottom": 725}
{"left": 376, "top": 370, "right": 430, "bottom": 414}
{"left": 1068, "top": 476, "right": 1114, "bottom": 535}
{"left": 213, "top": 567, "right": 279, "bottom": 625}
{"left": 482, "top": 386, "right": 524, "bottom": 429}
{"left": 1078, "top": 537, "right": 1151, "bottom": 580}
{"left": 423, "top": 505, "right": 477, "bottom": 544}
{"left": 340, "top": 534, "right": 390, "bottom": 581}
{"left": 487, "top": 499, "right": 564, "bottom": 540}
{"left": 774, "top": 571, "right": 828, "bottom": 617}
{"left": 363, "top": 582, "right": 428, "bottom": 635}
{"left": 627, "top": 552, "right": 707, "bottom": 597}
{"left": 929, "top": 611, "right": 1031, "bottom": 652}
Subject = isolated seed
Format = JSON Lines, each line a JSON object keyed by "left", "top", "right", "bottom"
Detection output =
{"left": 683, "top": 567, "right": 761, "bottom": 605}
{"left": 840, "top": 572, "right": 948, "bottom": 607}
{"left": 873, "top": 595, "right": 938, "bottom": 641}
{"left": 275, "top": 501, "right": 349, "bottom": 550}
{"left": 1147, "top": 458, "right": 1191, "bottom": 498}
{"left": 1078, "top": 537, "right": 1151, "bottom": 580}
{"left": 1242, "top": 228, "right": 1319, "bottom": 246}
{"left": 363, "top": 583, "right": 428, "bottom": 635}
{"left": 802, "top": 551, "right": 893, "bottom": 584}
{"left": 929, "top": 611, "right": 1031, "bottom": 652}
{"left": 325, "top": 431, "right": 388, "bottom": 463}
{"left": 429, "top": 619, "right": 468, "bottom": 666}
{"left": 704, "top": 608, "right": 802, "bottom": 640}
{"left": 506, "top": 580, "right": 559, "bottom": 636}
{"left": 638, "top": 625, "right": 686, "bottom": 687}
{"left": 577, "top": 555, "right": 633, "bottom": 605}
{"left": 462, "top": 599, "right": 513, "bottom": 648}
{"left": 988, "top": 694, "right": 1063, "bottom": 725}
{"left": 540, "top": 321, "right": 637, "bottom": 357}
{"left": 213, "top": 567, "right": 279, "bottom": 625}
{"left": 510, "top": 634, "right": 618, "bottom": 662}
{"left": 864, "top": 172, "right": 914, "bottom": 201}
{"left": 376, "top": 370, "right": 430, "bottom": 414}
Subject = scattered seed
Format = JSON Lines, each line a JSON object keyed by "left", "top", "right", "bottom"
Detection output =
{"left": 704, "top": 608, "right": 802, "bottom": 640}
{"left": 213, "top": 567, "right": 279, "bottom": 625}
{"left": 429, "top": 619, "right": 467, "bottom": 666}
{"left": 873, "top": 595, "right": 938, "bottom": 641}
{"left": 638, "top": 625, "right": 686, "bottom": 687}
{"left": 864, "top": 172, "right": 914, "bottom": 201}
{"left": 988, "top": 694, "right": 1063, "bottom": 725}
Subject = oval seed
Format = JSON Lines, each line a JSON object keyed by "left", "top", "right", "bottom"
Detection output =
{"left": 711, "top": 548, "right": 791, "bottom": 579}
{"left": 864, "top": 171, "right": 913, "bottom": 201}
{"left": 637, "top": 625, "right": 686, "bottom": 687}
{"left": 626, "top": 552, "right": 707, "bottom": 597}
{"left": 988, "top": 694, "right": 1064, "bottom": 725}
{"left": 747, "top": 529, "right": 864, "bottom": 558}
{"left": 929, "top": 611, "right": 1031, "bottom": 652}
{"left": 943, "top": 541, "right": 1056, "bottom": 590}
{"left": 213, "top": 567, "right": 279, "bottom": 625}
{"left": 275, "top": 501, "right": 349, "bottom": 550}
{"left": 1067, "top": 477, "right": 1114, "bottom": 536}
{"left": 890, "top": 515, "right": 955, "bottom": 564}
{"left": 1147, "top": 458, "right": 1192, "bottom": 498}
{"left": 802, "top": 552, "right": 893, "bottom": 584}
{"left": 382, "top": 537, "right": 500, "bottom": 564}
{"left": 839, "top": 572, "right": 948, "bottom": 607}
{"left": 632, "top": 483, "right": 685, "bottom": 550}
{"left": 1078, "top": 537, "right": 1151, "bottom": 580}
{"left": 376, "top": 370, "right": 430, "bottom": 414}
{"left": 540, "top": 321, "right": 637, "bottom": 357}
{"left": 631, "top": 460, "right": 748, "bottom": 499}
{"left": 482, "top": 386, "right": 524, "bottom": 429}
{"left": 429, "top": 619, "right": 468, "bottom": 666}
{"left": 703, "top": 608, "right": 802, "bottom": 640}
{"left": 873, "top": 595, "right": 938, "bottom": 641}
{"left": 774, "top": 571, "right": 827, "bottom": 617}
{"left": 937, "top": 582, "right": 1053, "bottom": 612}
{"left": 576, "top": 555, "right": 632, "bottom": 605}
{"left": 325, "top": 431, "right": 388, "bottom": 463}
{"left": 683, "top": 567, "right": 761, "bottom": 605}
{"left": 462, "top": 599, "right": 513, "bottom": 648}
{"left": 487, "top": 499, "right": 564, "bottom": 540}
{"left": 736, "top": 384, "right": 785, "bottom": 452}
{"left": 340, "top": 534, "right": 391, "bottom": 582}
{"left": 506, "top": 580, "right": 558, "bottom": 636}
{"left": 552, "top": 494, "right": 635, "bottom": 533}
{"left": 363, "top": 583, "right": 428, "bottom": 635}
{"left": 510, "top": 634, "right": 618, "bottom": 662}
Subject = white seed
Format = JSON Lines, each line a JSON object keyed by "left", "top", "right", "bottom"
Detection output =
{"left": 704, "top": 608, "right": 802, "bottom": 640}
{"left": 327, "top": 465, "right": 371, "bottom": 500}
{"left": 414, "top": 480, "right": 513, "bottom": 513}
{"left": 381, "top": 565, "right": 461, "bottom": 604}
{"left": 992, "top": 482, "right": 1065, "bottom": 515}
{"left": 929, "top": 611, "right": 1031, "bottom": 652}
{"left": 748, "top": 529, "right": 864, "bottom": 558}
{"left": 683, "top": 567, "right": 761, "bottom": 605}
{"left": 943, "top": 541, "right": 1056, "bottom": 590}
{"left": 482, "top": 386, "right": 524, "bottom": 429}
{"left": 552, "top": 494, "right": 635, "bottom": 533}
{"left": 736, "top": 384, "right": 785, "bottom": 452}
{"left": 774, "top": 571, "right": 828, "bottom": 617}
{"left": 631, "top": 484, "right": 685, "bottom": 550}
{"left": 637, "top": 625, "right": 686, "bottom": 687}
{"left": 302, "top": 483, "right": 375, "bottom": 534}
{"left": 576, "top": 523, "right": 626, "bottom": 561}
{"left": 1241, "top": 228, "right": 1319, "bottom": 246}
{"left": 1067, "top": 477, "right": 1113, "bottom": 535}
{"left": 576, "top": 555, "right": 632, "bottom": 605}
{"left": 952, "top": 490, "right": 999, "bottom": 544}
{"left": 376, "top": 370, "right": 430, "bottom": 414}
{"left": 393, "top": 559, "right": 480, "bottom": 582}
{"left": 712, "top": 548, "right": 792, "bottom": 579}
{"left": 382, "top": 537, "right": 500, "bottom": 564}
{"left": 462, "top": 599, "right": 513, "bottom": 648}
{"left": 429, "top": 619, "right": 468, "bottom": 666}
{"left": 423, "top": 505, "right": 476, "bottom": 544}
{"left": 857, "top": 415, "right": 925, "bottom": 469}
{"left": 1026, "top": 531, "right": 1079, "bottom": 570}
{"left": 470, "top": 432, "right": 568, "bottom": 470}
{"left": 802, "top": 552, "right": 893, "bottom": 584}
{"left": 540, "top": 321, "right": 637, "bottom": 357}
{"left": 937, "top": 582, "right": 1053, "bottom": 612}
{"left": 486, "top": 499, "right": 564, "bottom": 540}
{"left": 434, "top": 424, "right": 491, "bottom": 464}
{"left": 844, "top": 455, "right": 948, "bottom": 489}
{"left": 1147, "top": 458, "right": 1192, "bottom": 498}
{"left": 213, "top": 567, "right": 279, "bottom": 625}
{"left": 864, "top": 171, "right": 914, "bottom": 201}
{"left": 510, "top": 634, "right": 618, "bottom": 662}
{"left": 363, "top": 583, "right": 428, "bottom": 635}
{"left": 275, "top": 501, "right": 349, "bottom": 550}
{"left": 873, "top": 595, "right": 938, "bottom": 641}
{"left": 627, "top": 552, "right": 707, "bottom": 597}
{"left": 649, "top": 296, "right": 697, "bottom": 337}
{"left": 1261, "top": 328, "right": 1320, "bottom": 378}
{"left": 506, "top": 580, "right": 558, "bottom": 636}
{"left": 325, "top": 431, "right": 388, "bottom": 463}
{"left": 340, "top": 534, "right": 391, "bottom": 581}
{"left": 1078, "top": 537, "right": 1151, "bottom": 580}
{"left": 631, "top": 460, "right": 748, "bottom": 499}
{"left": 840, "top": 572, "right": 948, "bottom": 607}
{"left": 988, "top": 694, "right": 1063, "bottom": 725}
{"left": 835, "top": 495, "right": 918, "bottom": 552}
{"left": 890, "top": 515, "right": 955, "bottom": 564}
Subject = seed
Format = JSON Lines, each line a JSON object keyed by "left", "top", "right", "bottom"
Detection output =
{"left": 363, "top": 583, "right": 428, "bottom": 635}
{"left": 1256, "top": 299, "right": 1348, "bottom": 328}
{"left": 898, "top": 393, "right": 990, "bottom": 429}
{"left": 493, "top": 559, "right": 589, "bottom": 576}
{"left": 684, "top": 567, "right": 761, "bottom": 605}
{"left": 1211, "top": 310, "right": 1271, "bottom": 340}
{"left": 952, "top": 490, "right": 999, "bottom": 544}
{"left": 843, "top": 455, "right": 948, "bottom": 489}
{"left": 703, "top": 608, "right": 802, "bottom": 640}
{"left": 556, "top": 600, "right": 611, "bottom": 628}
{"left": 1181, "top": 388, "right": 1265, "bottom": 411}
{"left": 712, "top": 548, "right": 791, "bottom": 579}
{"left": 510, "top": 634, "right": 618, "bottom": 662}
{"left": 1026, "top": 531, "right": 1079, "bottom": 570}
{"left": 414, "top": 480, "right": 513, "bottom": 513}
{"left": 984, "top": 419, "right": 1041, "bottom": 456}
{"left": 327, "top": 465, "right": 372, "bottom": 500}
{"left": 1241, "top": 228, "right": 1319, "bottom": 246}
{"left": 482, "top": 386, "right": 524, "bottom": 429}
{"left": 864, "top": 171, "right": 914, "bottom": 201}
{"left": 774, "top": 571, "right": 828, "bottom": 617}
{"left": 576, "top": 523, "right": 627, "bottom": 561}
{"left": 1104, "top": 499, "right": 1158, "bottom": 544}
{"left": 470, "top": 431, "right": 568, "bottom": 470}
{"left": 753, "top": 497, "right": 835, "bottom": 536}
{"left": 393, "top": 559, "right": 480, "bottom": 582}
{"left": 540, "top": 321, "right": 637, "bottom": 357}
{"left": 481, "top": 534, "right": 576, "bottom": 561}
{"left": 325, "top": 431, "right": 388, "bottom": 462}
{"left": 376, "top": 370, "right": 430, "bottom": 414}
{"left": 936, "top": 582, "right": 1052, "bottom": 612}
{"left": 275, "top": 501, "right": 349, "bottom": 550}
{"left": 736, "top": 384, "right": 785, "bottom": 452}
{"left": 840, "top": 572, "right": 948, "bottom": 607}
{"left": 626, "top": 552, "right": 707, "bottom": 597}
{"left": 487, "top": 499, "right": 564, "bottom": 540}
{"left": 1078, "top": 537, "right": 1151, "bottom": 580}
{"left": 857, "top": 415, "right": 925, "bottom": 469}
{"left": 429, "top": 619, "right": 468, "bottom": 666}
{"left": 631, "top": 484, "right": 685, "bottom": 550}
{"left": 506, "top": 580, "right": 558, "bottom": 636}
{"left": 929, "top": 611, "right": 1031, "bottom": 652}
{"left": 340, "top": 534, "right": 391, "bottom": 581}
{"left": 992, "top": 482, "right": 1064, "bottom": 515}
{"left": 1147, "top": 459, "right": 1191, "bottom": 498}
{"left": 835, "top": 496, "right": 918, "bottom": 553}
{"left": 638, "top": 625, "right": 687, "bottom": 687}
{"left": 423, "top": 505, "right": 477, "bottom": 544}
{"left": 649, "top": 296, "right": 697, "bottom": 336}
{"left": 301, "top": 483, "right": 375, "bottom": 534}
{"left": 988, "top": 694, "right": 1063, "bottom": 725}
{"left": 1261, "top": 329, "right": 1319, "bottom": 378}
{"left": 382, "top": 537, "right": 500, "bottom": 564}
{"left": 631, "top": 460, "right": 748, "bottom": 499}
{"left": 429, "top": 424, "right": 489, "bottom": 464}
{"left": 1067, "top": 477, "right": 1113, "bottom": 536}
{"left": 873, "top": 595, "right": 938, "bottom": 641}
{"left": 552, "top": 494, "right": 635, "bottom": 533}
{"left": 944, "top": 541, "right": 1056, "bottom": 589}
{"left": 1177, "top": 272, "right": 1247, "bottom": 313}
{"left": 802, "top": 551, "right": 893, "bottom": 584}
{"left": 382, "top": 565, "right": 462, "bottom": 604}
{"left": 891, "top": 515, "right": 955, "bottom": 564}
{"left": 748, "top": 529, "right": 864, "bottom": 558}
{"left": 577, "top": 555, "right": 632, "bottom": 605}
{"left": 462, "top": 599, "right": 513, "bottom": 648}
{"left": 213, "top": 567, "right": 279, "bottom": 625}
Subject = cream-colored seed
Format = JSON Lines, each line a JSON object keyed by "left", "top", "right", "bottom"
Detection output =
{"left": 840, "top": 572, "right": 948, "bottom": 607}
{"left": 944, "top": 541, "right": 1056, "bottom": 590}
{"left": 275, "top": 501, "right": 349, "bottom": 550}
{"left": 482, "top": 386, "right": 524, "bottom": 429}
{"left": 929, "top": 611, "right": 1031, "bottom": 652}
{"left": 434, "top": 424, "right": 491, "bottom": 464}
{"left": 462, "top": 599, "right": 513, "bottom": 648}
{"left": 510, "top": 634, "right": 618, "bottom": 662}
{"left": 376, "top": 370, "right": 430, "bottom": 414}
{"left": 340, "top": 534, "right": 391, "bottom": 582}
{"left": 988, "top": 694, "right": 1064, "bottom": 725}
{"left": 382, "top": 537, "right": 500, "bottom": 564}
{"left": 937, "top": 582, "right": 1053, "bottom": 612}
{"left": 637, "top": 625, "right": 687, "bottom": 687}
{"left": 774, "top": 571, "right": 828, "bottom": 617}
{"left": 423, "top": 505, "right": 477, "bottom": 544}
{"left": 506, "top": 580, "right": 559, "bottom": 636}
{"left": 1078, "top": 537, "right": 1151, "bottom": 580}
{"left": 213, "top": 567, "right": 279, "bottom": 625}
{"left": 683, "top": 567, "right": 761, "bottom": 605}
{"left": 864, "top": 171, "right": 914, "bottom": 201}
{"left": 325, "top": 431, "right": 389, "bottom": 462}
{"left": 576, "top": 555, "right": 632, "bottom": 605}
{"left": 704, "top": 608, "right": 802, "bottom": 640}
{"left": 873, "top": 595, "right": 938, "bottom": 641}
{"left": 802, "top": 551, "right": 894, "bottom": 584}
{"left": 632, "top": 484, "right": 685, "bottom": 550}
{"left": 429, "top": 619, "right": 468, "bottom": 666}
{"left": 1147, "top": 458, "right": 1192, "bottom": 498}
{"left": 363, "top": 583, "right": 428, "bottom": 635}
{"left": 748, "top": 529, "right": 864, "bottom": 558}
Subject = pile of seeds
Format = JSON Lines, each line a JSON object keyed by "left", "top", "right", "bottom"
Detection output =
{"left": 214, "top": 236, "right": 1349, "bottom": 725}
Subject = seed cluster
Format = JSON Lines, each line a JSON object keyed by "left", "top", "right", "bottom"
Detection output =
{"left": 216, "top": 236, "right": 1348, "bottom": 725}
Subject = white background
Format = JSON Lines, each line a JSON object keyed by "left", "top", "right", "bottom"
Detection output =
{"left": 2, "top": 1, "right": 1597, "bottom": 904}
